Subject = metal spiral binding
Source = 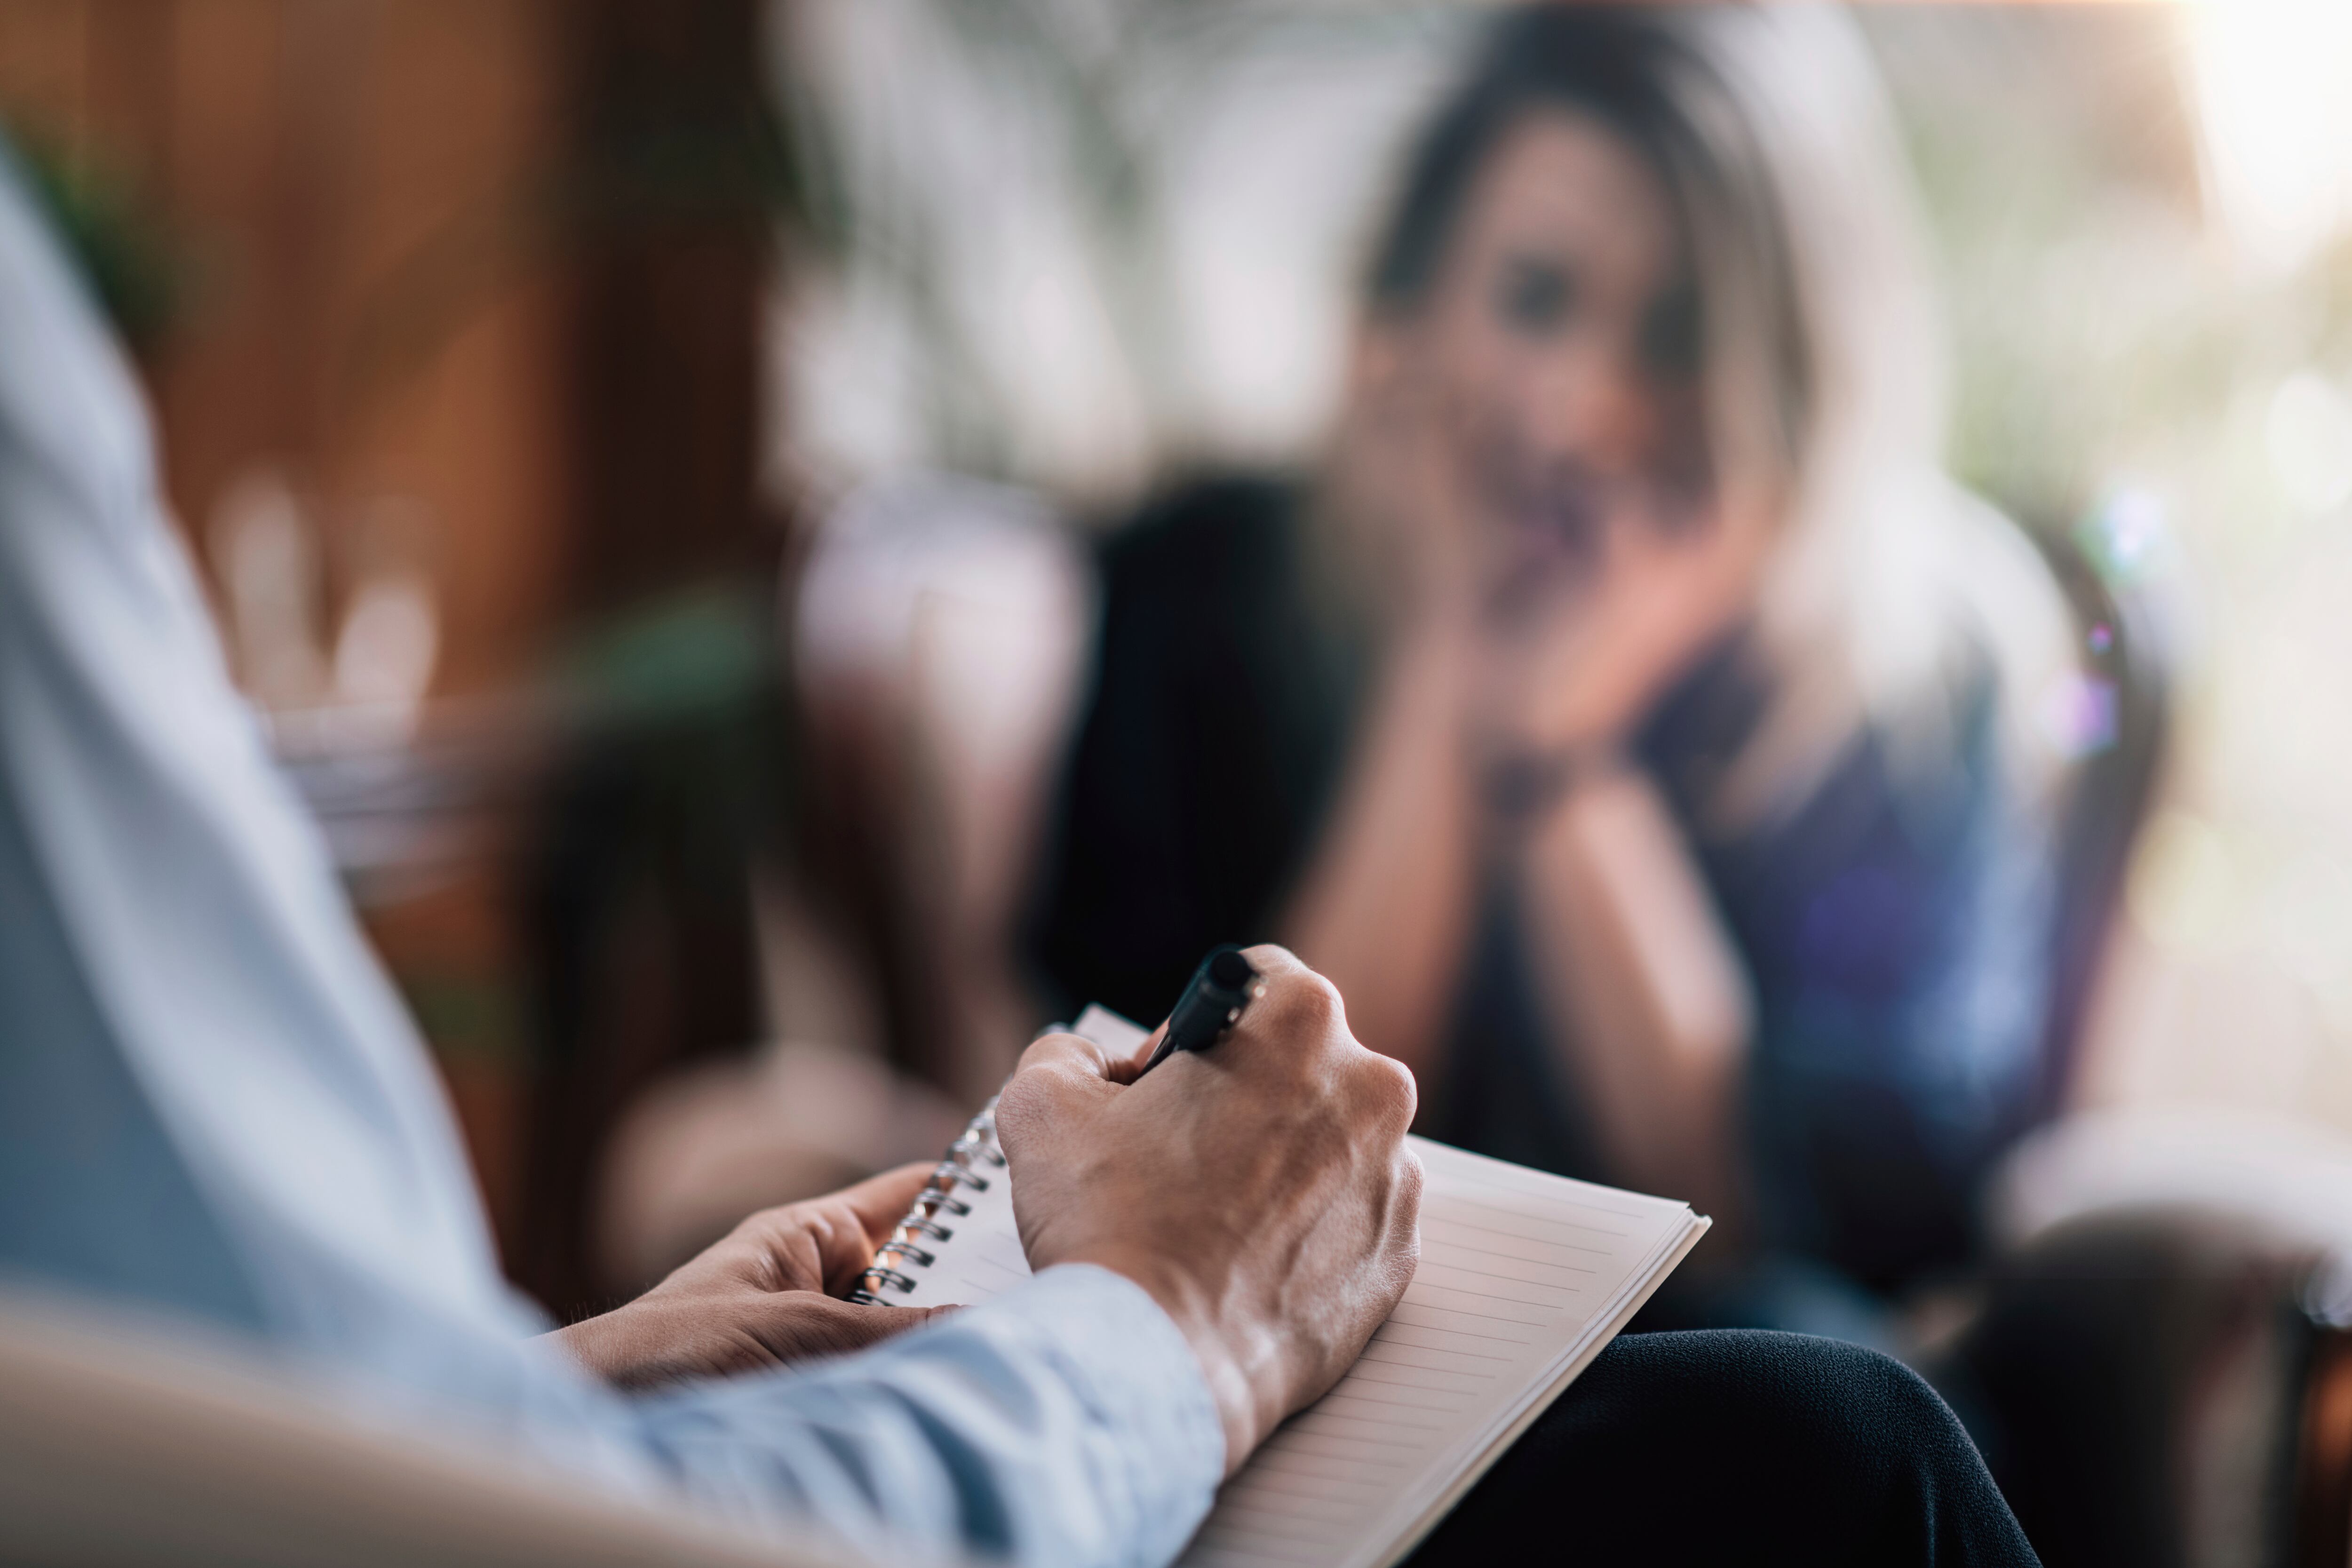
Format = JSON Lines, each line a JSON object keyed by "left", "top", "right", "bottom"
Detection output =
{"left": 850, "top": 1096, "right": 1005, "bottom": 1305}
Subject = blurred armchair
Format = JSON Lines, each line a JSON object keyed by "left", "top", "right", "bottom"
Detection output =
{"left": 2017, "top": 504, "right": 2176, "bottom": 1132}
{"left": 1930, "top": 506, "right": 2352, "bottom": 1567}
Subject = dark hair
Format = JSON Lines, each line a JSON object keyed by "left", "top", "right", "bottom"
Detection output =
{"left": 1367, "top": 6, "right": 1812, "bottom": 455}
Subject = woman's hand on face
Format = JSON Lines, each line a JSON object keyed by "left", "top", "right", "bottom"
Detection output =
{"left": 1331, "top": 321, "right": 1775, "bottom": 761}
{"left": 1327, "top": 328, "right": 1490, "bottom": 637}
{"left": 549, "top": 1163, "right": 954, "bottom": 1389}
{"left": 1485, "top": 483, "right": 1776, "bottom": 760}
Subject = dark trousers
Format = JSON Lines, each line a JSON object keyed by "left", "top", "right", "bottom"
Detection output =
{"left": 1409, "top": 1330, "right": 2040, "bottom": 1567}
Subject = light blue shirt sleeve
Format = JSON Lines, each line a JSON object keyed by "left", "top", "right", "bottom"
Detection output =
{"left": 0, "top": 139, "right": 1222, "bottom": 1568}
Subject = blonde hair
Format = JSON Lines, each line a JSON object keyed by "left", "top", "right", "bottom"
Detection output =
{"left": 1679, "top": 6, "right": 2070, "bottom": 823}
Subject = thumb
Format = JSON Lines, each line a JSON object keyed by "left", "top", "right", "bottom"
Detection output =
{"left": 753, "top": 1294, "right": 959, "bottom": 1364}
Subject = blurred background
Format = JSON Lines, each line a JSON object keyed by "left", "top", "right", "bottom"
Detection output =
{"left": 9, "top": 2, "right": 2352, "bottom": 1559}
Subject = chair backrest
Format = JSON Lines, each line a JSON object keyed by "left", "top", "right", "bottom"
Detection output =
{"left": 2020, "top": 516, "right": 2174, "bottom": 1128}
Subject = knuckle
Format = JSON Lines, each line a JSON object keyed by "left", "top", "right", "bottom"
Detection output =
{"left": 1012, "top": 1031, "right": 1073, "bottom": 1075}
{"left": 1392, "top": 1229, "right": 1423, "bottom": 1294}
{"left": 1240, "top": 941, "right": 1300, "bottom": 974}
{"left": 1272, "top": 969, "right": 1343, "bottom": 1034}
{"left": 1397, "top": 1145, "right": 1427, "bottom": 1207}
{"left": 1388, "top": 1151, "right": 1427, "bottom": 1272}
{"left": 1358, "top": 1051, "right": 1418, "bottom": 1127}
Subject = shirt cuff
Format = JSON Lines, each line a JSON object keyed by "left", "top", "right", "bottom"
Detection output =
{"left": 970, "top": 1262, "right": 1225, "bottom": 1555}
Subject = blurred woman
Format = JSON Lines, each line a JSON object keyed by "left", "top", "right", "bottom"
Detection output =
{"left": 1028, "top": 5, "right": 2073, "bottom": 1331}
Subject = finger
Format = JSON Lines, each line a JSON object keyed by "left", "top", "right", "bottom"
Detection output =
{"left": 997, "top": 1030, "right": 1124, "bottom": 1153}
{"left": 1385, "top": 1146, "right": 1428, "bottom": 1294}
{"left": 1349, "top": 1048, "right": 1420, "bottom": 1138}
{"left": 1250, "top": 942, "right": 1376, "bottom": 990}
{"left": 1230, "top": 946, "right": 1351, "bottom": 1071}
{"left": 1013, "top": 1028, "right": 1127, "bottom": 1086}
{"left": 727, "top": 1201, "right": 849, "bottom": 1294}
{"left": 1116, "top": 1023, "right": 1165, "bottom": 1083}
{"left": 748, "top": 1295, "right": 960, "bottom": 1365}
{"left": 730, "top": 1169, "right": 931, "bottom": 1295}
{"left": 837, "top": 1162, "right": 940, "bottom": 1245}
{"left": 1395, "top": 1143, "right": 1429, "bottom": 1237}
{"left": 1236, "top": 943, "right": 1321, "bottom": 1005}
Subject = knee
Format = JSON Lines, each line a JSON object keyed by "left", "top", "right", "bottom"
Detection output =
{"left": 1611, "top": 1330, "right": 1975, "bottom": 1485}
{"left": 1509, "top": 1332, "right": 2025, "bottom": 1566}
{"left": 1739, "top": 1330, "right": 1961, "bottom": 1445}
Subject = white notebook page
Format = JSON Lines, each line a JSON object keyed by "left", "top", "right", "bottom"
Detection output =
{"left": 1184, "top": 1140, "right": 1701, "bottom": 1568}
{"left": 873, "top": 1007, "right": 1707, "bottom": 1568}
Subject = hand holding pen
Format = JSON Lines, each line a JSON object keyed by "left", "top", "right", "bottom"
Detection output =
{"left": 994, "top": 944, "right": 1423, "bottom": 1472}
{"left": 1139, "top": 944, "right": 1265, "bottom": 1075}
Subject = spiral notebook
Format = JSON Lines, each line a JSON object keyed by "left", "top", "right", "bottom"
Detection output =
{"left": 856, "top": 1006, "right": 1709, "bottom": 1568}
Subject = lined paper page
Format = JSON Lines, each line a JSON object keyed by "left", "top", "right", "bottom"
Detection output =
{"left": 1180, "top": 1139, "right": 1699, "bottom": 1568}
{"left": 867, "top": 1010, "right": 1706, "bottom": 1568}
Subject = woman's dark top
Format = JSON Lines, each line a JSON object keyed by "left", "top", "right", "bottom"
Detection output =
{"left": 1026, "top": 477, "right": 2061, "bottom": 1297}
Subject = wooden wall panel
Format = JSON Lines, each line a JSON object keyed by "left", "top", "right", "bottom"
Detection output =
{"left": 0, "top": 1, "right": 775, "bottom": 1301}
{"left": 0, "top": 0, "right": 574, "bottom": 700}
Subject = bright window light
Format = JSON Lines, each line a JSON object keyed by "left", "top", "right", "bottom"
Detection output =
{"left": 2185, "top": 0, "right": 2352, "bottom": 271}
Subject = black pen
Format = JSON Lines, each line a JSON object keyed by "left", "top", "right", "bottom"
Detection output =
{"left": 1138, "top": 944, "right": 1262, "bottom": 1075}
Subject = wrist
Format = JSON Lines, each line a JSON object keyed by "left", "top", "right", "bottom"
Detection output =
{"left": 548, "top": 1303, "right": 644, "bottom": 1385}
{"left": 1060, "top": 1245, "right": 1277, "bottom": 1474}
{"left": 1483, "top": 741, "right": 1633, "bottom": 828}
{"left": 1388, "top": 618, "right": 1493, "bottom": 762}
